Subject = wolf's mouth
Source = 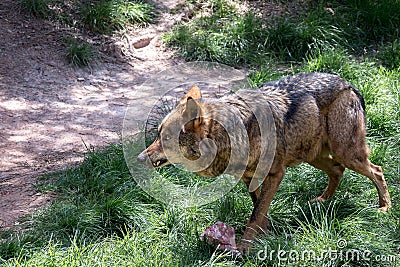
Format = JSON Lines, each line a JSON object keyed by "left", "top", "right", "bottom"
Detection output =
{"left": 152, "top": 158, "right": 168, "bottom": 168}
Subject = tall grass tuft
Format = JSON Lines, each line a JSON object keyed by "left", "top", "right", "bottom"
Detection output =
{"left": 346, "top": 0, "right": 400, "bottom": 43}
{"left": 377, "top": 40, "right": 400, "bottom": 70}
{"left": 20, "top": 0, "right": 51, "bottom": 18}
{"left": 64, "top": 38, "right": 97, "bottom": 67}
{"left": 165, "top": 13, "right": 269, "bottom": 66}
{"left": 80, "top": 0, "right": 155, "bottom": 33}
{"left": 165, "top": 0, "right": 400, "bottom": 66}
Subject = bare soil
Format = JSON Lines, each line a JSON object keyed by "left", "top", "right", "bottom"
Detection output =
{"left": 0, "top": 0, "right": 185, "bottom": 228}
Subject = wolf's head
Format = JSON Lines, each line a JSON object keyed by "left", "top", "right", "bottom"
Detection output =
{"left": 137, "top": 86, "right": 208, "bottom": 169}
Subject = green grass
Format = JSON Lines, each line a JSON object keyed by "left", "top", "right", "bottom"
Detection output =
{"left": 64, "top": 38, "right": 97, "bottom": 67}
{"left": 345, "top": 0, "right": 400, "bottom": 44}
{"left": 165, "top": 0, "right": 400, "bottom": 65}
{"left": 80, "top": 0, "right": 155, "bottom": 33}
{"left": 377, "top": 40, "right": 400, "bottom": 70}
{"left": 164, "top": 12, "right": 269, "bottom": 66}
{"left": 20, "top": 0, "right": 156, "bottom": 34}
{"left": 2, "top": 0, "right": 400, "bottom": 266}
{"left": 1, "top": 128, "right": 399, "bottom": 266}
{"left": 20, "top": 0, "right": 51, "bottom": 18}
{"left": 1, "top": 58, "right": 399, "bottom": 265}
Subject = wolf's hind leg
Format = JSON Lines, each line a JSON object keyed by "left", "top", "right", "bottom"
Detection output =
{"left": 327, "top": 121, "right": 392, "bottom": 210}
{"left": 325, "top": 89, "right": 392, "bottom": 211}
{"left": 343, "top": 158, "right": 392, "bottom": 212}
{"left": 308, "top": 155, "right": 345, "bottom": 202}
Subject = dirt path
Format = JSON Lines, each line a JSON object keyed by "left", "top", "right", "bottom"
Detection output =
{"left": 0, "top": 0, "right": 185, "bottom": 228}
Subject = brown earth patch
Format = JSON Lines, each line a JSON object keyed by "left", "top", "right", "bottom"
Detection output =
{"left": 0, "top": 0, "right": 185, "bottom": 228}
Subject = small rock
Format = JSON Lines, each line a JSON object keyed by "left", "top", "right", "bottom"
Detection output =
{"left": 133, "top": 36, "right": 154, "bottom": 49}
{"left": 77, "top": 77, "right": 85, "bottom": 82}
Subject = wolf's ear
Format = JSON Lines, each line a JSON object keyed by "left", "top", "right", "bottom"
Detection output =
{"left": 182, "top": 97, "right": 203, "bottom": 132}
{"left": 179, "top": 85, "right": 202, "bottom": 105}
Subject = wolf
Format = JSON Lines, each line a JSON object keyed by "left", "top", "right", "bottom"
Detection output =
{"left": 137, "top": 72, "right": 392, "bottom": 254}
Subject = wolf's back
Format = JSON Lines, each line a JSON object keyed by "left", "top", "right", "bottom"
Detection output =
{"left": 259, "top": 72, "right": 365, "bottom": 111}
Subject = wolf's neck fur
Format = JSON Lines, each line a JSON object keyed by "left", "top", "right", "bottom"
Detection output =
{"left": 193, "top": 91, "right": 283, "bottom": 179}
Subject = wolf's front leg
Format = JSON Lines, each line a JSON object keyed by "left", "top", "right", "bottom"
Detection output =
{"left": 243, "top": 177, "right": 260, "bottom": 206}
{"left": 238, "top": 167, "right": 285, "bottom": 255}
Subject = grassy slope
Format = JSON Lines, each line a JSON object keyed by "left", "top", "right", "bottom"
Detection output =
{"left": 2, "top": 0, "right": 400, "bottom": 266}
{"left": 20, "top": 0, "right": 155, "bottom": 67}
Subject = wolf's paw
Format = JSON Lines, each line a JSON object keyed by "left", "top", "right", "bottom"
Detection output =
{"left": 237, "top": 244, "right": 249, "bottom": 256}
{"left": 237, "top": 239, "right": 254, "bottom": 256}
{"left": 378, "top": 206, "right": 390, "bottom": 213}
{"left": 309, "top": 196, "right": 327, "bottom": 203}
